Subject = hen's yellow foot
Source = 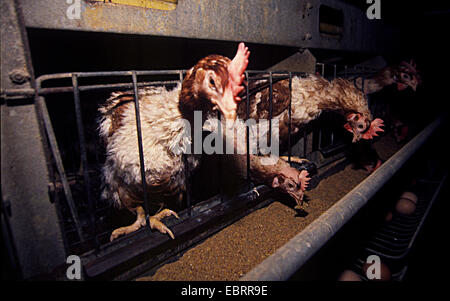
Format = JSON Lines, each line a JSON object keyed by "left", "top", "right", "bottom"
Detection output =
{"left": 149, "top": 209, "right": 179, "bottom": 239}
{"left": 110, "top": 207, "right": 179, "bottom": 241}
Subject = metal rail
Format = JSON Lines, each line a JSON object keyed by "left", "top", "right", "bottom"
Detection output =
{"left": 241, "top": 114, "right": 446, "bottom": 281}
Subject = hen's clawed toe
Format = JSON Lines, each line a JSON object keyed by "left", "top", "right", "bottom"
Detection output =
{"left": 149, "top": 209, "right": 179, "bottom": 239}
{"left": 110, "top": 207, "right": 179, "bottom": 241}
{"left": 110, "top": 210, "right": 146, "bottom": 241}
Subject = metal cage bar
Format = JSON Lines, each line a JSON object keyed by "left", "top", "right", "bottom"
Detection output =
{"left": 131, "top": 71, "right": 151, "bottom": 228}
{"left": 268, "top": 71, "right": 273, "bottom": 146}
{"left": 72, "top": 74, "right": 99, "bottom": 249}
{"left": 287, "top": 72, "right": 292, "bottom": 164}
{"left": 35, "top": 95, "right": 85, "bottom": 242}
{"left": 245, "top": 71, "right": 251, "bottom": 184}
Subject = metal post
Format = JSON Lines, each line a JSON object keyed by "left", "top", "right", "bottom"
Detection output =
{"left": 1, "top": 0, "right": 66, "bottom": 278}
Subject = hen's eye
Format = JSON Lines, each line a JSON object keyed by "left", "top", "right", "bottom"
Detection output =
{"left": 209, "top": 78, "right": 216, "bottom": 88}
{"left": 402, "top": 73, "right": 410, "bottom": 80}
{"left": 358, "top": 124, "right": 365, "bottom": 129}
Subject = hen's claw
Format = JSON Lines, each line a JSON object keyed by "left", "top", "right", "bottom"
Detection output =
{"left": 149, "top": 209, "right": 179, "bottom": 239}
{"left": 110, "top": 207, "right": 179, "bottom": 241}
{"left": 154, "top": 208, "right": 179, "bottom": 220}
{"left": 149, "top": 217, "right": 175, "bottom": 239}
{"left": 279, "top": 155, "right": 309, "bottom": 165}
{"left": 110, "top": 206, "right": 146, "bottom": 241}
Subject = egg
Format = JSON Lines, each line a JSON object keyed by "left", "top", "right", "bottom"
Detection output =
{"left": 395, "top": 191, "right": 417, "bottom": 215}
{"left": 400, "top": 191, "right": 418, "bottom": 203}
{"left": 338, "top": 270, "right": 362, "bottom": 281}
{"left": 362, "top": 262, "right": 392, "bottom": 281}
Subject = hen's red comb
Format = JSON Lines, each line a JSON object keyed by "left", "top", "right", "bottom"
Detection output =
{"left": 299, "top": 170, "right": 310, "bottom": 191}
{"left": 362, "top": 118, "right": 384, "bottom": 140}
{"left": 227, "top": 43, "right": 250, "bottom": 101}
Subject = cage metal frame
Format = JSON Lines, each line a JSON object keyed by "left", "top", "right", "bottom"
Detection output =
{"left": 28, "top": 64, "right": 371, "bottom": 278}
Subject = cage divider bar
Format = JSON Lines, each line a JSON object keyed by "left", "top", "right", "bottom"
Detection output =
{"left": 35, "top": 95, "right": 85, "bottom": 242}
{"left": 178, "top": 70, "right": 192, "bottom": 217}
{"left": 287, "top": 72, "right": 292, "bottom": 163}
{"left": 131, "top": 71, "right": 151, "bottom": 228}
{"left": 303, "top": 130, "right": 307, "bottom": 158}
{"left": 245, "top": 72, "right": 251, "bottom": 185}
{"left": 319, "top": 63, "right": 325, "bottom": 153}
{"left": 72, "top": 70, "right": 184, "bottom": 78}
{"left": 318, "top": 128, "right": 322, "bottom": 151}
{"left": 182, "top": 155, "right": 192, "bottom": 217}
{"left": 269, "top": 72, "right": 273, "bottom": 147}
{"left": 72, "top": 74, "right": 99, "bottom": 249}
{"left": 217, "top": 110, "right": 223, "bottom": 202}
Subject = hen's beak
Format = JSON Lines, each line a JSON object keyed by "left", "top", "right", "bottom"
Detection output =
{"left": 288, "top": 190, "right": 305, "bottom": 208}
{"left": 212, "top": 85, "right": 238, "bottom": 121}
{"left": 292, "top": 169, "right": 310, "bottom": 208}
{"left": 344, "top": 113, "right": 367, "bottom": 142}
{"left": 397, "top": 82, "right": 407, "bottom": 91}
{"left": 410, "top": 80, "right": 418, "bottom": 91}
{"left": 344, "top": 122, "right": 362, "bottom": 143}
